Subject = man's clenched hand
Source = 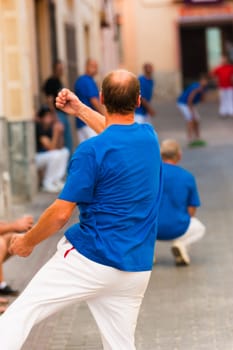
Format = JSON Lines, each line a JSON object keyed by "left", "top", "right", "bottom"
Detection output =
{"left": 9, "top": 234, "right": 34, "bottom": 257}
{"left": 56, "top": 88, "right": 82, "bottom": 116}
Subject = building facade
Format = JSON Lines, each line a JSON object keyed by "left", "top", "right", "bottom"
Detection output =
{"left": 115, "top": 0, "right": 233, "bottom": 99}
{"left": 0, "top": 0, "right": 119, "bottom": 215}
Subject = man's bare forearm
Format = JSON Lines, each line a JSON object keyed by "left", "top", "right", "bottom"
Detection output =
{"left": 56, "top": 89, "right": 106, "bottom": 134}
{"left": 77, "top": 104, "right": 106, "bottom": 134}
{"left": 24, "top": 200, "right": 75, "bottom": 248}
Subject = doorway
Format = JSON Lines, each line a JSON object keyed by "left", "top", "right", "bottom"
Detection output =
{"left": 179, "top": 22, "right": 233, "bottom": 87}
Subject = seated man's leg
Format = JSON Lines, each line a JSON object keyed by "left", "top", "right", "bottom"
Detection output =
{"left": 0, "top": 235, "right": 18, "bottom": 296}
{"left": 52, "top": 148, "right": 70, "bottom": 188}
{"left": 36, "top": 150, "right": 69, "bottom": 192}
{"left": 88, "top": 270, "right": 151, "bottom": 350}
{"left": 0, "top": 236, "right": 8, "bottom": 287}
{"left": 172, "top": 217, "right": 206, "bottom": 265}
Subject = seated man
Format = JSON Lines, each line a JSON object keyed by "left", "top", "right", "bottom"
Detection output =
{"left": 35, "top": 106, "right": 70, "bottom": 193}
{"left": 0, "top": 215, "right": 33, "bottom": 296}
{"left": 157, "top": 139, "right": 206, "bottom": 265}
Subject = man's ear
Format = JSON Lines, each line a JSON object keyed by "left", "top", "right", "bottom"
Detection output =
{"left": 100, "top": 91, "right": 104, "bottom": 105}
{"left": 177, "top": 151, "right": 182, "bottom": 163}
{"left": 136, "top": 95, "right": 141, "bottom": 108}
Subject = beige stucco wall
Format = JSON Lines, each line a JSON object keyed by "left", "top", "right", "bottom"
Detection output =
{"left": 0, "top": 0, "right": 119, "bottom": 203}
{"left": 0, "top": 0, "right": 36, "bottom": 121}
{"left": 74, "top": 0, "right": 102, "bottom": 75}
{"left": 114, "top": 0, "right": 182, "bottom": 99}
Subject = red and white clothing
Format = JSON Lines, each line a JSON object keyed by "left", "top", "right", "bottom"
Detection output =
{"left": 212, "top": 64, "right": 233, "bottom": 116}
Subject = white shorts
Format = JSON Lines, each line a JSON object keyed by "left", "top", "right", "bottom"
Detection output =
{"left": 177, "top": 103, "right": 200, "bottom": 122}
{"left": 77, "top": 125, "right": 97, "bottom": 143}
{"left": 134, "top": 114, "right": 152, "bottom": 124}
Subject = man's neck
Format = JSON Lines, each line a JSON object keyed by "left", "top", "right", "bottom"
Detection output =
{"left": 105, "top": 113, "right": 135, "bottom": 128}
{"left": 163, "top": 159, "right": 178, "bottom": 165}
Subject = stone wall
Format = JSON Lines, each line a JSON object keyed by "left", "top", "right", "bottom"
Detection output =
{"left": 8, "top": 121, "right": 38, "bottom": 201}
{"left": 0, "top": 117, "right": 12, "bottom": 218}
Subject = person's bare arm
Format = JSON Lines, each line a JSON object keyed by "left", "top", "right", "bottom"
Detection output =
{"left": 90, "top": 97, "right": 106, "bottom": 115}
{"left": 188, "top": 206, "right": 197, "bottom": 217}
{"left": 56, "top": 89, "right": 106, "bottom": 134}
{"left": 187, "top": 88, "right": 202, "bottom": 109}
{"left": 9, "top": 199, "right": 76, "bottom": 257}
{"left": 0, "top": 216, "right": 34, "bottom": 235}
{"left": 141, "top": 97, "right": 156, "bottom": 117}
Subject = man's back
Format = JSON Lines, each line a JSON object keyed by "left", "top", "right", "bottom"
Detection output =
{"left": 157, "top": 163, "right": 200, "bottom": 240}
{"left": 177, "top": 82, "right": 202, "bottom": 105}
{"left": 59, "top": 123, "right": 162, "bottom": 271}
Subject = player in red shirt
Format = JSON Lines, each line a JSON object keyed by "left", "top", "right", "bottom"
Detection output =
{"left": 212, "top": 56, "right": 233, "bottom": 118}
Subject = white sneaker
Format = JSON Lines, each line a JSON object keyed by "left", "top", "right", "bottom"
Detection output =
{"left": 42, "top": 183, "right": 60, "bottom": 193}
{"left": 171, "top": 242, "right": 190, "bottom": 266}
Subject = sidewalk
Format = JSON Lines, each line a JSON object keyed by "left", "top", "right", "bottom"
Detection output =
{"left": 4, "top": 101, "right": 233, "bottom": 349}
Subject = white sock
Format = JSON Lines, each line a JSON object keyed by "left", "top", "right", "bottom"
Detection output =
{"left": 0, "top": 281, "right": 7, "bottom": 289}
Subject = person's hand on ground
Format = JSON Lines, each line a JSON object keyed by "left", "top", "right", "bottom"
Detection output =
{"left": 13, "top": 216, "right": 34, "bottom": 233}
{"left": 9, "top": 234, "right": 34, "bottom": 257}
{"left": 56, "top": 88, "right": 82, "bottom": 116}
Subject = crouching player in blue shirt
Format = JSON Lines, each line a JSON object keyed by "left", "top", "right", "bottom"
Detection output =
{"left": 0, "top": 70, "right": 163, "bottom": 350}
{"left": 157, "top": 139, "right": 206, "bottom": 266}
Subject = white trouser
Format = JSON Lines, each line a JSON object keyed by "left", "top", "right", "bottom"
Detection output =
{"left": 35, "top": 148, "right": 69, "bottom": 187}
{"left": 177, "top": 103, "right": 200, "bottom": 121}
{"left": 77, "top": 125, "right": 97, "bottom": 143}
{"left": 219, "top": 88, "right": 233, "bottom": 116}
{"left": 134, "top": 114, "right": 152, "bottom": 124}
{"left": 173, "top": 217, "right": 206, "bottom": 248}
{"left": 0, "top": 237, "right": 151, "bottom": 350}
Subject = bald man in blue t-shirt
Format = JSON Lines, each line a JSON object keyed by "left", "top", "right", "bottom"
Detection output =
{"left": 0, "top": 70, "right": 163, "bottom": 350}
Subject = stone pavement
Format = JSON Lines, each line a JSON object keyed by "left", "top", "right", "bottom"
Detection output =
{"left": 3, "top": 101, "right": 233, "bottom": 350}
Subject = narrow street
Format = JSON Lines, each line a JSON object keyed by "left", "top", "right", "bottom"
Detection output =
{"left": 4, "top": 100, "right": 233, "bottom": 350}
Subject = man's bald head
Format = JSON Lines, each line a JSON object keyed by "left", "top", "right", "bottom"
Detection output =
{"left": 143, "top": 63, "right": 153, "bottom": 78}
{"left": 160, "top": 139, "right": 182, "bottom": 163}
{"left": 86, "top": 58, "right": 98, "bottom": 77}
{"left": 101, "top": 69, "right": 140, "bottom": 115}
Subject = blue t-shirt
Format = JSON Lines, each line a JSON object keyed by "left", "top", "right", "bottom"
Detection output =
{"left": 177, "top": 82, "right": 203, "bottom": 105}
{"left": 59, "top": 123, "right": 163, "bottom": 272}
{"left": 74, "top": 74, "right": 99, "bottom": 128}
{"left": 157, "top": 163, "right": 200, "bottom": 240}
{"left": 135, "top": 75, "right": 154, "bottom": 116}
